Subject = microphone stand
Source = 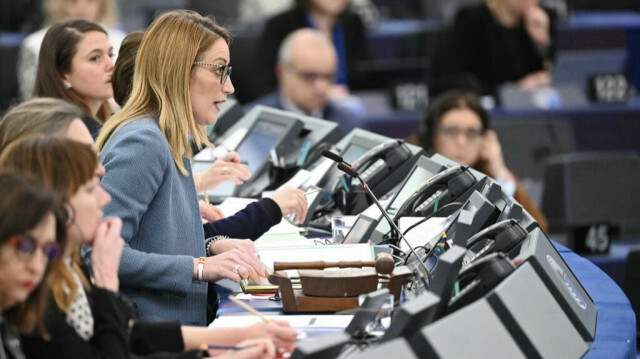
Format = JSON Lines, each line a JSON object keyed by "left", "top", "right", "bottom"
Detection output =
{"left": 337, "top": 163, "right": 432, "bottom": 284}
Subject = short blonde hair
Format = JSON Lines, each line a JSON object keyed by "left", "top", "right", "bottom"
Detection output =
{"left": 97, "top": 10, "right": 231, "bottom": 175}
{"left": 43, "top": 0, "right": 119, "bottom": 27}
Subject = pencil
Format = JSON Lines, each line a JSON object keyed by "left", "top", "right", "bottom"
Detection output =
{"left": 228, "top": 296, "right": 271, "bottom": 323}
{"left": 303, "top": 188, "right": 322, "bottom": 197}
{"left": 201, "top": 344, "right": 254, "bottom": 351}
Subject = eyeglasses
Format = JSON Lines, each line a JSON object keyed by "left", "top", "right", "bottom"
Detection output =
{"left": 7, "top": 235, "right": 61, "bottom": 261}
{"left": 286, "top": 65, "right": 336, "bottom": 84}
{"left": 438, "top": 126, "right": 484, "bottom": 141}
{"left": 193, "top": 62, "right": 232, "bottom": 85}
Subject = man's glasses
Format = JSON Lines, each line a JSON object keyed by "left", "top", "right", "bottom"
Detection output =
{"left": 193, "top": 62, "right": 232, "bottom": 85}
{"left": 438, "top": 126, "right": 484, "bottom": 141}
{"left": 7, "top": 235, "right": 61, "bottom": 261}
{"left": 286, "top": 65, "right": 336, "bottom": 84}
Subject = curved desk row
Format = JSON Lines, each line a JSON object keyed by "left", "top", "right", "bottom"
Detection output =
{"left": 215, "top": 241, "right": 636, "bottom": 358}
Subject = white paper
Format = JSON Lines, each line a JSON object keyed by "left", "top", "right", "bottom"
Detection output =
{"left": 209, "top": 314, "right": 354, "bottom": 330}
{"left": 275, "top": 169, "right": 313, "bottom": 191}
{"left": 398, "top": 216, "right": 447, "bottom": 253}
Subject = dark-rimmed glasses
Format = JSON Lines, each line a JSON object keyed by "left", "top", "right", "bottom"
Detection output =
{"left": 438, "top": 126, "right": 484, "bottom": 141}
{"left": 7, "top": 235, "right": 61, "bottom": 261}
{"left": 286, "top": 64, "right": 336, "bottom": 84}
{"left": 193, "top": 62, "right": 232, "bottom": 85}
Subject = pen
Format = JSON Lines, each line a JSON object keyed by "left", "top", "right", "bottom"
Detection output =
{"left": 303, "top": 188, "right": 322, "bottom": 197}
{"left": 201, "top": 344, "right": 255, "bottom": 351}
{"left": 228, "top": 296, "right": 271, "bottom": 323}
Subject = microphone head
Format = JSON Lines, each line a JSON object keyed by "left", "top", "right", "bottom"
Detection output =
{"left": 322, "top": 150, "right": 343, "bottom": 163}
{"left": 338, "top": 163, "right": 359, "bottom": 178}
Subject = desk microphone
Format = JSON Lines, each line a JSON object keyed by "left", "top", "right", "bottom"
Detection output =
{"left": 335, "top": 162, "right": 432, "bottom": 282}
{"left": 321, "top": 150, "right": 348, "bottom": 166}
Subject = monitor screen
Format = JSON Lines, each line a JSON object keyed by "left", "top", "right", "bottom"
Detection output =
{"left": 341, "top": 143, "right": 369, "bottom": 163}
{"left": 386, "top": 166, "right": 436, "bottom": 217}
{"left": 235, "top": 119, "right": 287, "bottom": 175}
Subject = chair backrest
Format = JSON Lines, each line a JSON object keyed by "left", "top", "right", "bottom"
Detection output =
{"left": 493, "top": 117, "right": 575, "bottom": 182}
{"left": 0, "top": 32, "right": 27, "bottom": 113}
{"left": 541, "top": 151, "right": 640, "bottom": 236}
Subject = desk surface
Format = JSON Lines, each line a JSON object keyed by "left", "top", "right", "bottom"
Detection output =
{"left": 216, "top": 242, "right": 636, "bottom": 358}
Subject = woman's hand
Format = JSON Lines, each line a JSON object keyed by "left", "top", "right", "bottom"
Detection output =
{"left": 209, "top": 338, "right": 276, "bottom": 359}
{"left": 517, "top": 70, "right": 551, "bottom": 89}
{"left": 523, "top": 5, "right": 550, "bottom": 48}
{"left": 479, "top": 130, "right": 513, "bottom": 182}
{"left": 199, "top": 200, "right": 225, "bottom": 222}
{"left": 196, "top": 152, "right": 251, "bottom": 191}
{"left": 270, "top": 187, "right": 308, "bottom": 224}
{"left": 90, "top": 217, "right": 125, "bottom": 291}
{"left": 195, "top": 247, "right": 267, "bottom": 284}
{"left": 208, "top": 238, "right": 256, "bottom": 256}
{"left": 245, "top": 320, "right": 298, "bottom": 353}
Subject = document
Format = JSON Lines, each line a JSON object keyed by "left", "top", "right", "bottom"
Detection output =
{"left": 209, "top": 314, "right": 354, "bottom": 330}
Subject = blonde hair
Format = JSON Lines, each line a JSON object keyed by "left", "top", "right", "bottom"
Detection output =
{"left": 43, "top": 0, "right": 119, "bottom": 27}
{"left": 96, "top": 10, "right": 230, "bottom": 175}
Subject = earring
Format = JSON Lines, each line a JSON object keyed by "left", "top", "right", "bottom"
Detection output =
{"left": 63, "top": 82, "right": 72, "bottom": 89}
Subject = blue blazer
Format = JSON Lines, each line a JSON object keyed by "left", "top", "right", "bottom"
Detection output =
{"left": 100, "top": 118, "right": 208, "bottom": 326}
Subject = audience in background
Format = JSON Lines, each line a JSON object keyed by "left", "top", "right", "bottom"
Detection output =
{"left": 0, "top": 171, "right": 64, "bottom": 359}
{"left": 33, "top": 19, "right": 115, "bottom": 138}
{"left": 439, "top": 0, "right": 556, "bottom": 97}
{"left": 247, "top": 28, "right": 363, "bottom": 132}
{"left": 97, "top": 10, "right": 307, "bottom": 326}
{"left": 254, "top": 0, "right": 367, "bottom": 101}
{"left": 17, "top": 0, "right": 125, "bottom": 101}
{"left": 408, "top": 90, "right": 549, "bottom": 231}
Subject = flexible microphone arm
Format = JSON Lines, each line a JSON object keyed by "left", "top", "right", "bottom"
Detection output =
{"left": 337, "top": 163, "right": 432, "bottom": 282}
{"left": 321, "top": 150, "right": 345, "bottom": 164}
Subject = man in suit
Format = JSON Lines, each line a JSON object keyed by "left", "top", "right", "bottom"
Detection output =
{"left": 247, "top": 28, "right": 363, "bottom": 132}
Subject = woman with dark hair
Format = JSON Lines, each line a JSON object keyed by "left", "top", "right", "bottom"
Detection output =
{"left": 0, "top": 171, "right": 64, "bottom": 359}
{"left": 34, "top": 19, "right": 115, "bottom": 138}
{"left": 409, "top": 90, "right": 548, "bottom": 231}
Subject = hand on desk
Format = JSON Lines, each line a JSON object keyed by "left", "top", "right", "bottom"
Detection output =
{"left": 197, "top": 245, "right": 267, "bottom": 283}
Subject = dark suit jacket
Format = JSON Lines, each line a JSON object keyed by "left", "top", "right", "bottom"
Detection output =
{"left": 253, "top": 6, "right": 367, "bottom": 99}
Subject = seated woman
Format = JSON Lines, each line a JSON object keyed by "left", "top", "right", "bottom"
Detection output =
{"left": 34, "top": 19, "right": 115, "bottom": 138}
{"left": 17, "top": 0, "right": 126, "bottom": 101}
{"left": 0, "top": 172, "right": 64, "bottom": 359}
{"left": 442, "top": 0, "right": 556, "bottom": 97}
{"left": 0, "top": 136, "right": 285, "bottom": 358}
{"left": 408, "top": 90, "right": 548, "bottom": 231}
